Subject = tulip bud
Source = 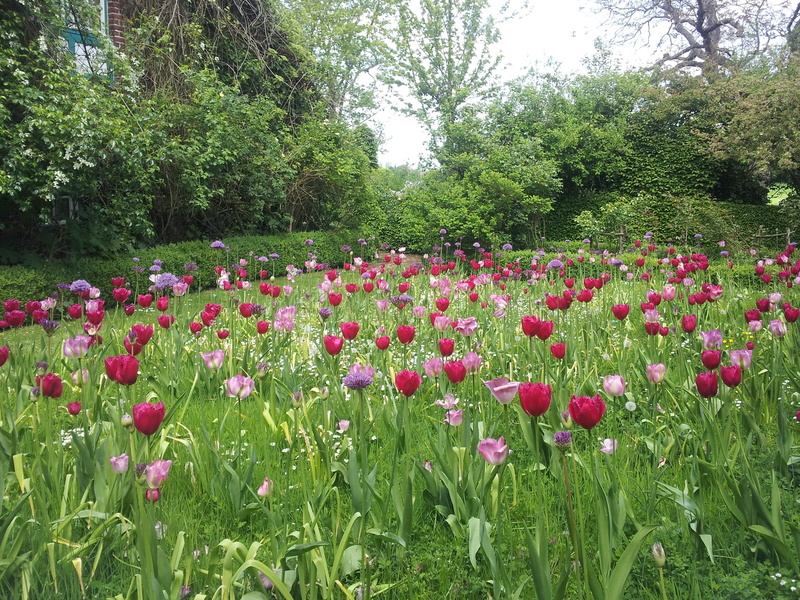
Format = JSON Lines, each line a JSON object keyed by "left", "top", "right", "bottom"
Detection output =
{"left": 651, "top": 542, "right": 666, "bottom": 568}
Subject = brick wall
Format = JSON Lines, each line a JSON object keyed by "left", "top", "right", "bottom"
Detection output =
{"left": 107, "top": 0, "right": 125, "bottom": 46}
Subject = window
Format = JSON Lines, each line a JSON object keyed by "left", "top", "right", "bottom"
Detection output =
{"left": 63, "top": 0, "right": 109, "bottom": 75}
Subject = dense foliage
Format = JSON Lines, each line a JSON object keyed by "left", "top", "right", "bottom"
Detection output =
{"left": 0, "top": 0, "right": 378, "bottom": 261}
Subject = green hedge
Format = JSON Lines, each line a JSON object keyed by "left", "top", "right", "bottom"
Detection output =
{"left": 0, "top": 231, "right": 366, "bottom": 304}
{"left": 552, "top": 192, "right": 795, "bottom": 249}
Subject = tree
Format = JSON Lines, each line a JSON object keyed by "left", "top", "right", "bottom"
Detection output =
{"left": 709, "top": 56, "right": 800, "bottom": 191}
{"left": 279, "top": 0, "right": 395, "bottom": 123}
{"left": 594, "top": 0, "right": 794, "bottom": 73}
{"left": 384, "top": 0, "right": 505, "bottom": 143}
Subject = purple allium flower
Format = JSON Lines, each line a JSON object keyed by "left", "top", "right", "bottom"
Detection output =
{"left": 131, "top": 266, "right": 145, "bottom": 274}
{"left": 547, "top": 259, "right": 564, "bottom": 270}
{"left": 149, "top": 264, "right": 162, "bottom": 272}
{"left": 554, "top": 430, "right": 572, "bottom": 450}
{"left": 40, "top": 319, "right": 61, "bottom": 336}
{"left": 132, "top": 257, "right": 140, "bottom": 263}
{"left": 184, "top": 262, "right": 198, "bottom": 271}
{"left": 57, "top": 283, "right": 71, "bottom": 292}
{"left": 151, "top": 273, "right": 180, "bottom": 291}
{"left": 318, "top": 307, "right": 333, "bottom": 320}
{"left": 341, "top": 245, "right": 351, "bottom": 253}
{"left": 502, "top": 243, "right": 513, "bottom": 250}
{"left": 342, "top": 371, "right": 373, "bottom": 390}
{"left": 694, "top": 233, "right": 703, "bottom": 239}
{"left": 211, "top": 240, "right": 225, "bottom": 249}
{"left": 153, "top": 259, "right": 163, "bottom": 267}
{"left": 269, "top": 253, "right": 280, "bottom": 259}
{"left": 69, "top": 280, "right": 91, "bottom": 293}
{"left": 305, "top": 239, "right": 314, "bottom": 246}
{"left": 358, "top": 238, "right": 367, "bottom": 245}
{"left": 390, "top": 294, "right": 414, "bottom": 306}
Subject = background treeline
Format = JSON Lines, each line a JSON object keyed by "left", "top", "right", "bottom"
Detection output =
{"left": 1, "top": 0, "right": 799, "bottom": 264}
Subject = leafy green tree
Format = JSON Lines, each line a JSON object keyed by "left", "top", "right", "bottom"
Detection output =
{"left": 384, "top": 0, "right": 505, "bottom": 143}
{"left": 279, "top": 0, "right": 396, "bottom": 122}
{"left": 708, "top": 56, "right": 800, "bottom": 192}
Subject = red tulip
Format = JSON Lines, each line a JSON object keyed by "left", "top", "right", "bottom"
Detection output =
{"left": 720, "top": 365, "right": 742, "bottom": 388}
{"left": 536, "top": 320, "right": 554, "bottom": 341}
{"left": 363, "top": 282, "right": 374, "bottom": 293}
{"left": 375, "top": 336, "right": 390, "bottom": 350}
{"left": 611, "top": 304, "right": 630, "bottom": 320}
{"left": 701, "top": 350, "right": 721, "bottom": 370}
{"left": 25, "top": 300, "right": 41, "bottom": 315}
{"left": 521, "top": 315, "right": 540, "bottom": 337}
{"left": 568, "top": 394, "right": 606, "bottom": 430}
{"left": 744, "top": 309, "right": 762, "bottom": 322}
{"left": 123, "top": 304, "right": 135, "bottom": 316}
{"left": 131, "top": 324, "right": 154, "bottom": 346}
{"left": 468, "top": 292, "right": 479, "bottom": 303}
{"left": 323, "top": 335, "right": 344, "bottom": 355}
{"left": 67, "top": 401, "right": 82, "bottom": 415}
{"left": 397, "top": 325, "right": 415, "bottom": 344}
{"left": 124, "top": 337, "right": 143, "bottom": 356}
{"left": 439, "top": 338, "right": 455, "bottom": 356}
{"left": 3, "top": 300, "right": 20, "bottom": 312}
{"left": 784, "top": 305, "right": 800, "bottom": 323}
{"left": 681, "top": 315, "right": 697, "bottom": 333}
{"left": 183, "top": 275, "right": 194, "bottom": 286}
{"left": 217, "top": 330, "right": 230, "bottom": 340}
{"left": 137, "top": 294, "right": 153, "bottom": 308}
{"left": 328, "top": 293, "right": 343, "bottom": 307}
{"left": 0, "top": 346, "right": 8, "bottom": 367}
{"left": 395, "top": 370, "right": 422, "bottom": 397}
{"left": 435, "top": 297, "right": 450, "bottom": 311}
{"left": 239, "top": 303, "right": 254, "bottom": 318}
{"left": 67, "top": 304, "right": 83, "bottom": 319}
{"left": 132, "top": 401, "right": 165, "bottom": 436}
{"left": 550, "top": 343, "right": 566, "bottom": 359}
{"left": 443, "top": 360, "right": 467, "bottom": 384}
{"left": 86, "top": 310, "right": 105, "bottom": 325}
{"left": 200, "top": 310, "right": 215, "bottom": 326}
{"left": 39, "top": 373, "right": 63, "bottom": 398}
{"left": 695, "top": 371, "right": 718, "bottom": 398}
{"left": 158, "top": 315, "right": 175, "bottom": 329}
{"left": 519, "top": 382, "right": 552, "bottom": 417}
{"left": 340, "top": 322, "right": 360, "bottom": 340}
{"left": 189, "top": 322, "right": 203, "bottom": 335}
{"left": 257, "top": 320, "right": 270, "bottom": 334}
{"left": 113, "top": 288, "right": 132, "bottom": 303}
{"left": 4, "top": 310, "right": 25, "bottom": 328}
{"left": 105, "top": 354, "right": 139, "bottom": 385}
{"left": 398, "top": 282, "right": 410, "bottom": 293}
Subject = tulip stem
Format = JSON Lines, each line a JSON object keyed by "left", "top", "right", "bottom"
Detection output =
{"left": 561, "top": 452, "right": 584, "bottom": 600}
{"left": 659, "top": 566, "right": 668, "bottom": 600}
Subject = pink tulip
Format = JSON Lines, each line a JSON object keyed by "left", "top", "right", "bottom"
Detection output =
{"left": 483, "top": 377, "right": 520, "bottom": 404}
{"left": 477, "top": 437, "right": 508, "bottom": 465}
{"left": 225, "top": 374, "right": 255, "bottom": 398}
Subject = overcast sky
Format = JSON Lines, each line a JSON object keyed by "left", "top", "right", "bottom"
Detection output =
{"left": 374, "top": 0, "right": 641, "bottom": 167}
